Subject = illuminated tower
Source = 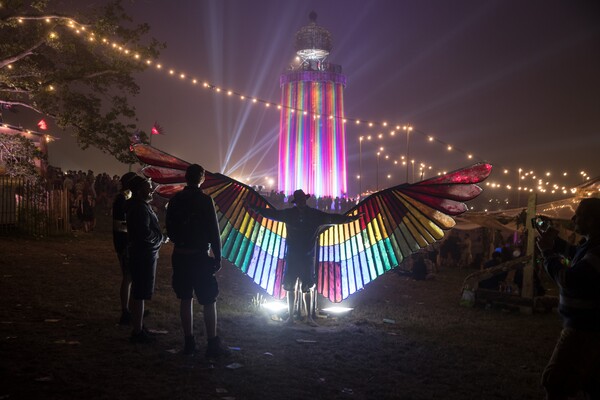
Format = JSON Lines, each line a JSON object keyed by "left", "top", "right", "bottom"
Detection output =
{"left": 278, "top": 12, "right": 347, "bottom": 198}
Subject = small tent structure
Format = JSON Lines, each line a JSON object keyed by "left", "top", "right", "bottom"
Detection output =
{"left": 456, "top": 177, "right": 599, "bottom": 311}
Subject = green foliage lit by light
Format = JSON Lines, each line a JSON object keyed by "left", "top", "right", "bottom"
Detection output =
{"left": 0, "top": 132, "right": 44, "bottom": 181}
{"left": 0, "top": 0, "right": 165, "bottom": 163}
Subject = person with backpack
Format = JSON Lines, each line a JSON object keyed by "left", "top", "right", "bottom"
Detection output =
{"left": 165, "top": 164, "right": 230, "bottom": 358}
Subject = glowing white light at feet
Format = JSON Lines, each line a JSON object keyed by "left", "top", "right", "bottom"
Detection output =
{"left": 321, "top": 307, "right": 354, "bottom": 314}
{"left": 262, "top": 301, "right": 288, "bottom": 313}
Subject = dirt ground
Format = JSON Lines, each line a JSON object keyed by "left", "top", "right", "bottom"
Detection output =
{"left": 0, "top": 214, "right": 562, "bottom": 400}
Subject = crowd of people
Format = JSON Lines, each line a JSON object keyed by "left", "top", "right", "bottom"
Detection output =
{"left": 45, "top": 166, "right": 359, "bottom": 233}
{"left": 47, "top": 165, "right": 600, "bottom": 398}
{"left": 46, "top": 166, "right": 124, "bottom": 232}
{"left": 265, "top": 189, "right": 357, "bottom": 213}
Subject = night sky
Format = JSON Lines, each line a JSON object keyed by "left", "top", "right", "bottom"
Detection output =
{"left": 24, "top": 0, "right": 600, "bottom": 204}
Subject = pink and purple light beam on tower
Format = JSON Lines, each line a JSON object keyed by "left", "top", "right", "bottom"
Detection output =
{"left": 278, "top": 12, "right": 348, "bottom": 198}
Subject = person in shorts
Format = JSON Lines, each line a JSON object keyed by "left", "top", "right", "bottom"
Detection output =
{"left": 166, "top": 164, "right": 229, "bottom": 358}
{"left": 247, "top": 189, "right": 361, "bottom": 326}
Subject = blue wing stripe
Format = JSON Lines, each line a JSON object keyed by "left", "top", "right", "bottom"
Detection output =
{"left": 133, "top": 145, "right": 491, "bottom": 303}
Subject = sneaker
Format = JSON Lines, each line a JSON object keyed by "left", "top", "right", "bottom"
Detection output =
{"left": 130, "top": 329, "right": 155, "bottom": 344}
{"left": 119, "top": 311, "right": 131, "bottom": 325}
{"left": 205, "top": 336, "right": 231, "bottom": 358}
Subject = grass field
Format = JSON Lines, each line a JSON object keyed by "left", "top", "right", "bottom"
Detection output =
{"left": 0, "top": 215, "right": 561, "bottom": 399}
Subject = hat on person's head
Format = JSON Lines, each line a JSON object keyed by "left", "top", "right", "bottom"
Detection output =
{"left": 290, "top": 189, "right": 310, "bottom": 204}
{"left": 127, "top": 175, "right": 148, "bottom": 193}
{"left": 119, "top": 172, "right": 138, "bottom": 190}
{"left": 185, "top": 164, "right": 205, "bottom": 184}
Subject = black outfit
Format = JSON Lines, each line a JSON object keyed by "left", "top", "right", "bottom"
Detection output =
{"left": 112, "top": 193, "right": 129, "bottom": 272}
{"left": 126, "top": 198, "right": 164, "bottom": 300}
{"left": 166, "top": 186, "right": 222, "bottom": 305}
{"left": 252, "top": 205, "right": 357, "bottom": 291}
{"left": 541, "top": 237, "right": 600, "bottom": 398}
{"left": 478, "top": 256, "right": 504, "bottom": 290}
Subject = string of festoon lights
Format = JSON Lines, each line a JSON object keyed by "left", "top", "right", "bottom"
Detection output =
{"left": 8, "top": 15, "right": 595, "bottom": 198}
{"left": 358, "top": 132, "right": 592, "bottom": 197}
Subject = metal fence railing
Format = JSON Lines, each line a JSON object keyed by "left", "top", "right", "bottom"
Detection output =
{"left": 0, "top": 176, "right": 70, "bottom": 236}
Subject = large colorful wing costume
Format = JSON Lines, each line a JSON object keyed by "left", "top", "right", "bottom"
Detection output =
{"left": 133, "top": 144, "right": 492, "bottom": 303}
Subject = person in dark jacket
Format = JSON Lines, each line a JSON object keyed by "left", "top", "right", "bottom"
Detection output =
{"left": 536, "top": 198, "right": 600, "bottom": 399}
{"left": 165, "top": 164, "right": 229, "bottom": 358}
{"left": 247, "top": 189, "right": 361, "bottom": 326}
{"left": 126, "top": 176, "right": 166, "bottom": 343}
{"left": 112, "top": 172, "right": 137, "bottom": 325}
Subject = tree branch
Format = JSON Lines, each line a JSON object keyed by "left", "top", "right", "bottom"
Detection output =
{"left": 0, "top": 88, "right": 30, "bottom": 94}
{"left": 84, "top": 70, "right": 120, "bottom": 79}
{"left": 4, "top": 14, "right": 91, "bottom": 29}
{"left": 0, "top": 100, "right": 45, "bottom": 115}
{"left": 0, "top": 38, "right": 46, "bottom": 68}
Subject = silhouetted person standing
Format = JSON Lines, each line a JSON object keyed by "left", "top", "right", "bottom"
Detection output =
{"left": 166, "top": 164, "right": 229, "bottom": 358}
{"left": 112, "top": 171, "right": 136, "bottom": 325}
{"left": 536, "top": 198, "right": 600, "bottom": 399}
{"left": 248, "top": 189, "right": 361, "bottom": 326}
{"left": 126, "top": 176, "right": 165, "bottom": 343}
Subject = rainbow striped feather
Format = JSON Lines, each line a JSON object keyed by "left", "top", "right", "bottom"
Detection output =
{"left": 133, "top": 144, "right": 492, "bottom": 302}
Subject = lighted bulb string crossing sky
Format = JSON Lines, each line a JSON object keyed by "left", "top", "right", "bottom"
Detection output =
{"left": 6, "top": 1, "right": 599, "bottom": 210}
{"left": 7, "top": 12, "right": 596, "bottom": 191}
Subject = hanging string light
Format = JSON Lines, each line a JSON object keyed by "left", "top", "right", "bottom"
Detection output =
{"left": 7, "top": 15, "right": 596, "bottom": 195}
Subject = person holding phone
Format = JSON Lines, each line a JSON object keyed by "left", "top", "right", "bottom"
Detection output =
{"left": 535, "top": 198, "right": 600, "bottom": 399}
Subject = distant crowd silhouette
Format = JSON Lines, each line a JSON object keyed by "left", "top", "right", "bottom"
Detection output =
{"left": 47, "top": 166, "right": 125, "bottom": 232}
{"left": 265, "top": 189, "right": 357, "bottom": 213}
{"left": 45, "top": 167, "right": 359, "bottom": 232}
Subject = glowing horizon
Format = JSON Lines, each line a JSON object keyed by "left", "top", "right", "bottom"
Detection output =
{"left": 278, "top": 71, "right": 348, "bottom": 198}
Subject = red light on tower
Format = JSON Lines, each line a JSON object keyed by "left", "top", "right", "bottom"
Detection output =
{"left": 37, "top": 119, "right": 48, "bottom": 130}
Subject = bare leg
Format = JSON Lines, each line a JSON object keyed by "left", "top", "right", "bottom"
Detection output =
{"left": 180, "top": 298, "right": 193, "bottom": 337}
{"left": 294, "top": 280, "right": 302, "bottom": 319}
{"left": 304, "top": 290, "right": 318, "bottom": 327}
{"left": 284, "top": 290, "right": 295, "bottom": 325}
{"left": 131, "top": 299, "right": 144, "bottom": 334}
{"left": 120, "top": 275, "right": 131, "bottom": 314}
{"left": 300, "top": 289, "right": 307, "bottom": 317}
{"left": 203, "top": 302, "right": 217, "bottom": 339}
{"left": 312, "top": 290, "right": 318, "bottom": 319}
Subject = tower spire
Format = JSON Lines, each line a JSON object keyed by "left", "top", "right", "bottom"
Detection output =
{"left": 295, "top": 11, "right": 333, "bottom": 64}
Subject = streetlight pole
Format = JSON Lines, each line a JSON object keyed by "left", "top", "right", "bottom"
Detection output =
{"left": 404, "top": 125, "right": 412, "bottom": 183}
{"left": 517, "top": 168, "right": 522, "bottom": 208}
{"left": 376, "top": 151, "right": 380, "bottom": 191}
{"left": 359, "top": 136, "right": 363, "bottom": 199}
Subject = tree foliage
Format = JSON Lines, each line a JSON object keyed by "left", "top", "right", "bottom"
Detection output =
{"left": 0, "top": 0, "right": 164, "bottom": 163}
{"left": 0, "top": 132, "right": 45, "bottom": 182}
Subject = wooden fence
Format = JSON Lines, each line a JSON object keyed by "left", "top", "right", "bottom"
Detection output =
{"left": 0, "top": 176, "right": 70, "bottom": 236}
